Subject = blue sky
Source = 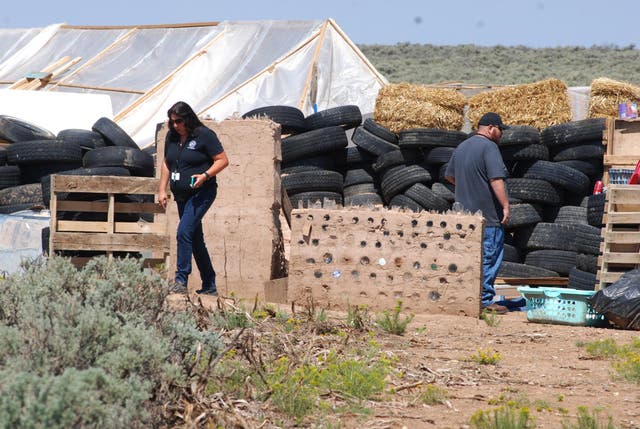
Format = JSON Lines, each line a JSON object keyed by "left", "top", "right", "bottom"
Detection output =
{"left": 2, "top": 0, "right": 639, "bottom": 47}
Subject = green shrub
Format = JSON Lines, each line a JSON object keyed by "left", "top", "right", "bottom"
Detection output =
{"left": 0, "top": 256, "right": 221, "bottom": 428}
{"left": 561, "top": 406, "right": 616, "bottom": 429}
{"left": 470, "top": 403, "right": 535, "bottom": 429}
{"left": 375, "top": 300, "right": 414, "bottom": 335}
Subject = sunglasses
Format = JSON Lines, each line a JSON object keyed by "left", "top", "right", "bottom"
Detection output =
{"left": 170, "top": 118, "right": 184, "bottom": 125}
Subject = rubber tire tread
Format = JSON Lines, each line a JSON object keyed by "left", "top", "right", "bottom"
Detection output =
{"left": 373, "top": 149, "right": 421, "bottom": 173}
{"left": 551, "top": 141, "right": 604, "bottom": 161}
{"left": 505, "top": 203, "right": 543, "bottom": 230}
{"left": 498, "top": 126, "right": 539, "bottom": 146}
{"left": 404, "top": 182, "right": 450, "bottom": 212}
{"left": 520, "top": 160, "right": 590, "bottom": 195}
{"left": 576, "top": 253, "right": 598, "bottom": 274}
{"left": 398, "top": 128, "right": 467, "bottom": 148}
{"left": 503, "top": 243, "right": 521, "bottom": 262}
{"left": 7, "top": 140, "right": 82, "bottom": 164}
{"left": 304, "top": 105, "right": 362, "bottom": 131}
{"left": 83, "top": 146, "right": 154, "bottom": 176}
{"left": 281, "top": 152, "right": 346, "bottom": 175}
{"left": 500, "top": 144, "right": 549, "bottom": 161}
{"left": 505, "top": 178, "right": 564, "bottom": 205}
{"left": 552, "top": 205, "right": 588, "bottom": 225}
{"left": 389, "top": 194, "right": 422, "bottom": 212}
{"left": 0, "top": 165, "right": 21, "bottom": 190}
{"left": 556, "top": 159, "right": 603, "bottom": 178}
{"left": 568, "top": 267, "right": 597, "bottom": 290}
{"left": 281, "top": 126, "right": 348, "bottom": 163}
{"left": 540, "top": 118, "right": 606, "bottom": 146}
{"left": 362, "top": 118, "right": 398, "bottom": 143}
{"left": 242, "top": 105, "right": 306, "bottom": 134}
{"left": 344, "top": 183, "right": 378, "bottom": 197}
{"left": 344, "top": 193, "right": 383, "bottom": 206}
{"left": 575, "top": 224, "right": 603, "bottom": 255}
{"left": 498, "top": 261, "right": 559, "bottom": 278}
{"left": 352, "top": 127, "right": 398, "bottom": 156}
{"left": 425, "top": 146, "right": 455, "bottom": 164}
{"left": 380, "top": 164, "right": 432, "bottom": 202}
{"left": 586, "top": 193, "right": 606, "bottom": 227}
{"left": 92, "top": 117, "right": 138, "bottom": 149}
{"left": 344, "top": 168, "right": 375, "bottom": 187}
{"left": 524, "top": 249, "right": 578, "bottom": 276}
{"left": 57, "top": 129, "right": 106, "bottom": 150}
{"left": 0, "top": 115, "right": 55, "bottom": 142}
{"left": 282, "top": 170, "right": 344, "bottom": 194}
{"left": 515, "top": 222, "right": 578, "bottom": 251}
{"left": 431, "top": 182, "right": 455, "bottom": 202}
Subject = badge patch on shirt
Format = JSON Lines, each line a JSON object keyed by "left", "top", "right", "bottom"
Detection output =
{"left": 187, "top": 140, "right": 197, "bottom": 149}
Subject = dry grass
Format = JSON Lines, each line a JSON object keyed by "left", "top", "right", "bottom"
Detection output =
{"left": 467, "top": 78, "right": 571, "bottom": 129}
{"left": 588, "top": 77, "right": 640, "bottom": 118}
{"left": 374, "top": 83, "right": 466, "bottom": 133}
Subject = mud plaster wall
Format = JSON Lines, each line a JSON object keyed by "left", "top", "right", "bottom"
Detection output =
{"left": 288, "top": 207, "right": 485, "bottom": 317}
{"left": 157, "top": 119, "right": 285, "bottom": 300}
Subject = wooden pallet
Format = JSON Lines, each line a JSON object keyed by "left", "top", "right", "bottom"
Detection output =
{"left": 596, "top": 185, "right": 640, "bottom": 289}
{"left": 49, "top": 175, "right": 169, "bottom": 266}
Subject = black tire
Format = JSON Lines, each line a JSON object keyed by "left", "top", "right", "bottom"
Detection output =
{"left": 362, "top": 118, "right": 398, "bottom": 143}
{"left": 344, "top": 168, "right": 375, "bottom": 187}
{"left": 19, "top": 162, "right": 83, "bottom": 185}
{"left": 0, "top": 147, "right": 7, "bottom": 165}
{"left": 540, "top": 118, "right": 606, "bottom": 146}
{"left": 380, "top": 164, "right": 432, "bottom": 203}
{"left": 568, "top": 267, "right": 597, "bottom": 291}
{"left": 0, "top": 203, "right": 39, "bottom": 214}
{"left": 7, "top": 140, "right": 83, "bottom": 165}
{"left": 57, "top": 129, "right": 106, "bottom": 151}
{"left": 586, "top": 193, "right": 606, "bottom": 227}
{"left": 498, "top": 261, "right": 559, "bottom": 278}
{"left": 576, "top": 253, "right": 598, "bottom": 274}
{"left": 242, "top": 105, "right": 306, "bottom": 134}
{"left": 344, "top": 192, "right": 383, "bottom": 207}
{"left": 404, "top": 182, "right": 450, "bottom": 212}
{"left": 373, "top": 149, "right": 422, "bottom": 173}
{"left": 431, "top": 182, "right": 455, "bottom": 203}
{"left": 503, "top": 243, "right": 521, "bottom": 263}
{"left": 425, "top": 146, "right": 455, "bottom": 164}
{"left": 0, "top": 165, "right": 21, "bottom": 190}
{"left": 83, "top": 146, "right": 154, "bottom": 176}
{"left": 41, "top": 166, "right": 131, "bottom": 207}
{"left": 575, "top": 224, "right": 603, "bottom": 255}
{"left": 515, "top": 222, "right": 578, "bottom": 252}
{"left": 346, "top": 146, "right": 376, "bottom": 165}
{"left": 556, "top": 158, "right": 603, "bottom": 178}
{"left": 0, "top": 183, "right": 43, "bottom": 206}
{"left": 281, "top": 151, "right": 346, "bottom": 175}
{"left": 352, "top": 126, "right": 398, "bottom": 156}
{"left": 282, "top": 170, "right": 343, "bottom": 195}
{"left": 500, "top": 144, "right": 549, "bottom": 162}
{"left": 505, "top": 178, "right": 564, "bottom": 205}
{"left": 550, "top": 141, "right": 604, "bottom": 161}
{"left": 41, "top": 226, "right": 50, "bottom": 255}
{"left": 505, "top": 203, "right": 543, "bottom": 230}
{"left": 289, "top": 191, "right": 342, "bottom": 208}
{"left": 344, "top": 183, "right": 378, "bottom": 197}
{"left": 389, "top": 194, "right": 422, "bottom": 212}
{"left": 0, "top": 115, "right": 55, "bottom": 142}
{"left": 520, "top": 160, "right": 590, "bottom": 195}
{"left": 524, "top": 249, "right": 578, "bottom": 276}
{"left": 92, "top": 117, "right": 138, "bottom": 149}
{"left": 398, "top": 128, "right": 467, "bottom": 149}
{"left": 552, "top": 205, "right": 588, "bottom": 225}
{"left": 304, "top": 105, "right": 362, "bottom": 131}
{"left": 281, "top": 126, "right": 348, "bottom": 163}
{"left": 499, "top": 126, "right": 539, "bottom": 146}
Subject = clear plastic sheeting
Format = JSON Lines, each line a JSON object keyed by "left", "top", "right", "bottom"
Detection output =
{"left": 0, "top": 211, "right": 49, "bottom": 275}
{"left": 0, "top": 20, "right": 388, "bottom": 148}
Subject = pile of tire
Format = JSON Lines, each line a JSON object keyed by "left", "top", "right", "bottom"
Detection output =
{"left": 245, "top": 106, "right": 609, "bottom": 291}
{"left": 496, "top": 118, "right": 607, "bottom": 290}
{"left": 0, "top": 115, "right": 154, "bottom": 257}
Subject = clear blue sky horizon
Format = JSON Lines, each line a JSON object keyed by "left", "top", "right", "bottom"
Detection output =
{"left": 2, "top": 0, "right": 639, "bottom": 48}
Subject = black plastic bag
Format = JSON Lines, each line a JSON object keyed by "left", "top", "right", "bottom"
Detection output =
{"left": 589, "top": 269, "right": 640, "bottom": 330}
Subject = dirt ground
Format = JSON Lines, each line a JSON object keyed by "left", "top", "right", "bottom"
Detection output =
{"left": 342, "top": 311, "right": 640, "bottom": 429}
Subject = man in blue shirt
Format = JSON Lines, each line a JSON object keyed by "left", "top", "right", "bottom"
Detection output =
{"left": 445, "top": 112, "right": 511, "bottom": 314}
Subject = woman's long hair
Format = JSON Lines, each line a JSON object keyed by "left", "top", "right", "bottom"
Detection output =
{"left": 167, "top": 101, "right": 203, "bottom": 136}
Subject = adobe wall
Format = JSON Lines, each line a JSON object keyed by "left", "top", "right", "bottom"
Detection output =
{"left": 157, "top": 119, "right": 286, "bottom": 300}
{"left": 288, "top": 207, "right": 484, "bottom": 317}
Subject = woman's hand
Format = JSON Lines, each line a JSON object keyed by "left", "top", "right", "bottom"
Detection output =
{"left": 191, "top": 173, "right": 208, "bottom": 189}
{"left": 158, "top": 191, "right": 168, "bottom": 209}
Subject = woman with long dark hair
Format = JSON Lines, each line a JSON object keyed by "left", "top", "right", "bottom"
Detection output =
{"left": 158, "top": 101, "right": 229, "bottom": 295}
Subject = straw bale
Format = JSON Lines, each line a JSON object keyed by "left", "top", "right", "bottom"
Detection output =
{"left": 374, "top": 83, "right": 466, "bottom": 133}
{"left": 588, "top": 77, "right": 640, "bottom": 118}
{"left": 467, "top": 78, "right": 571, "bottom": 129}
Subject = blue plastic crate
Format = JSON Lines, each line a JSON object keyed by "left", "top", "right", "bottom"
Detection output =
{"left": 517, "top": 287, "right": 607, "bottom": 327}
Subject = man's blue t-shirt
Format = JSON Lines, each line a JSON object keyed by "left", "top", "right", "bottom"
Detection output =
{"left": 445, "top": 134, "right": 507, "bottom": 227}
